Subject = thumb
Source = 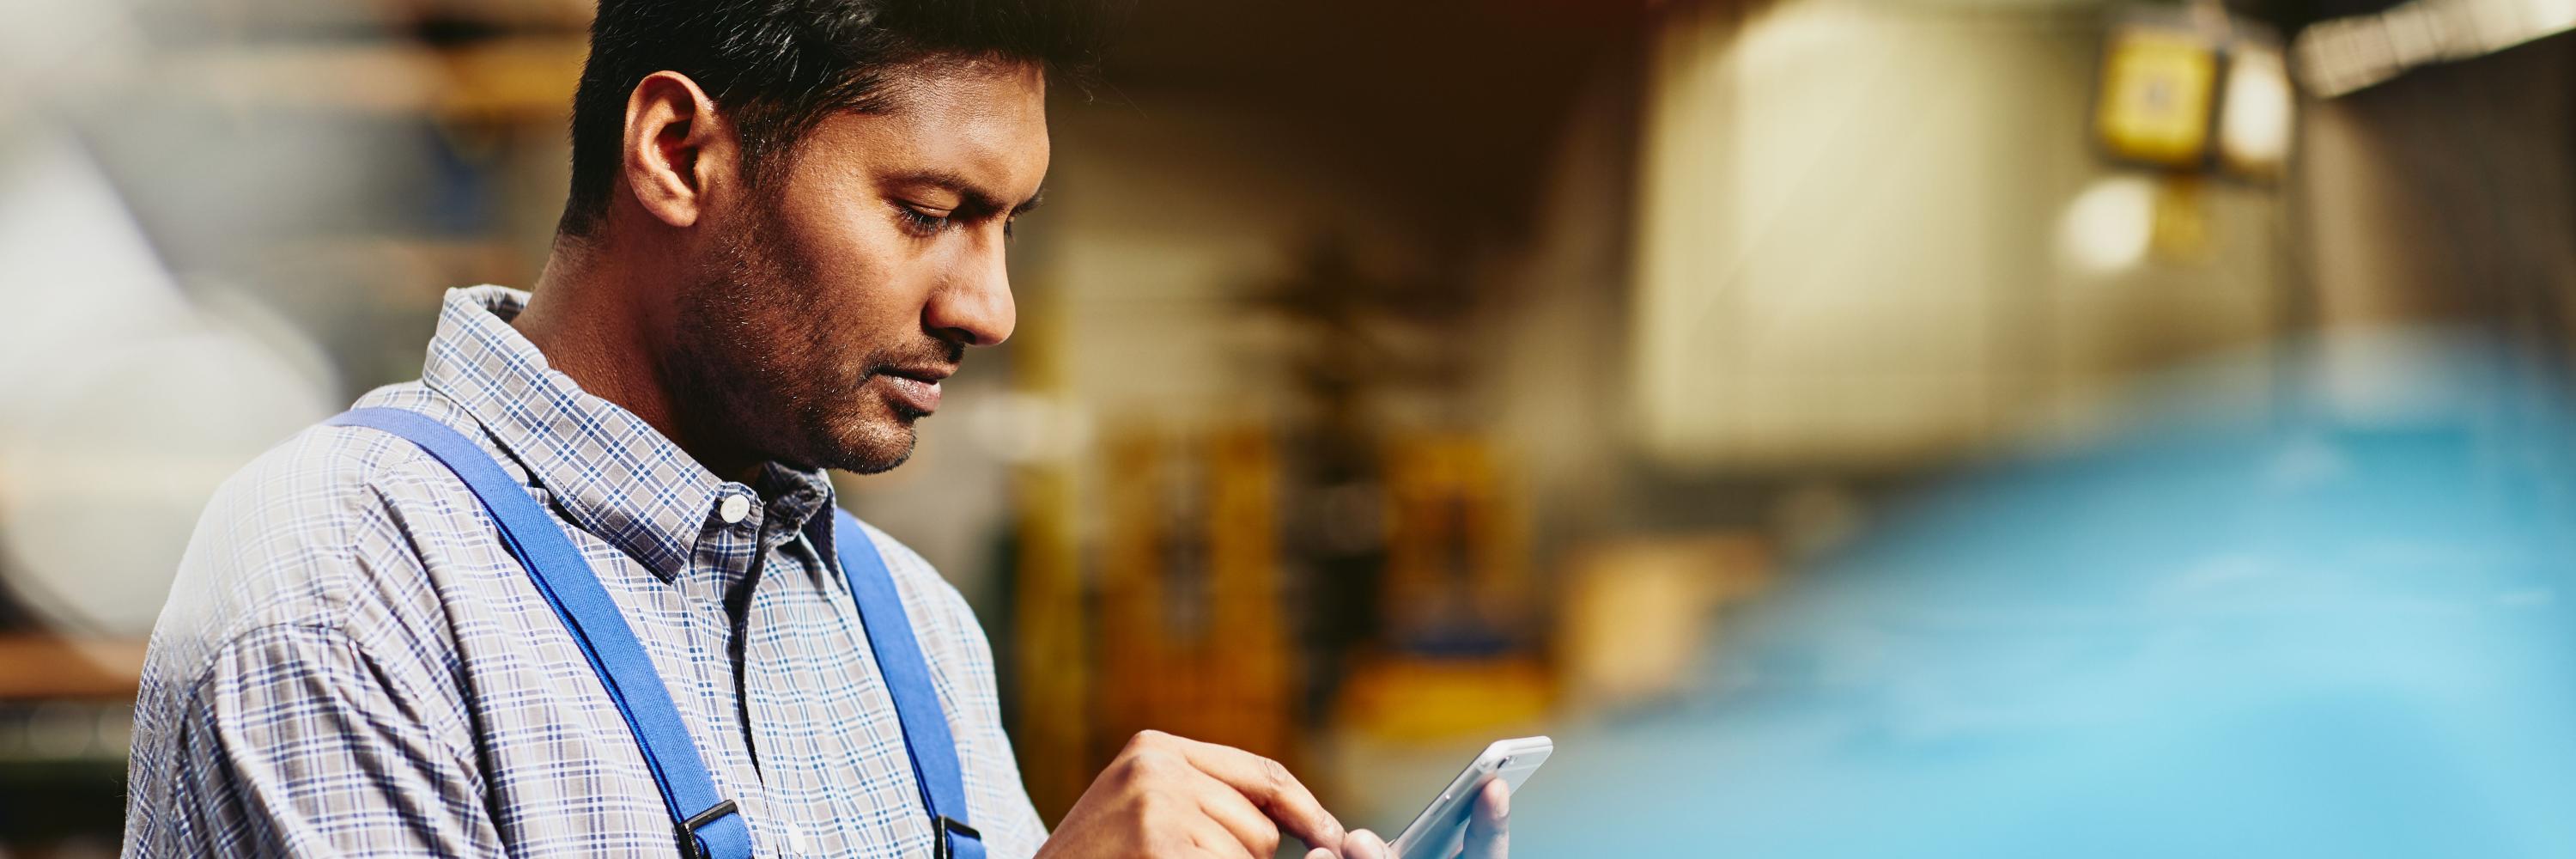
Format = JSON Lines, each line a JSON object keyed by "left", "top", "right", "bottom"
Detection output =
{"left": 1462, "top": 777, "right": 1510, "bottom": 859}
{"left": 1346, "top": 828, "right": 1390, "bottom": 859}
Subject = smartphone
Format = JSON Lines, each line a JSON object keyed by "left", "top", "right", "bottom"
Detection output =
{"left": 1387, "top": 736, "right": 1553, "bottom": 859}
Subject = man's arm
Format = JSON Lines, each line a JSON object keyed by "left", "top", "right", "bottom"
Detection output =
{"left": 124, "top": 623, "right": 504, "bottom": 857}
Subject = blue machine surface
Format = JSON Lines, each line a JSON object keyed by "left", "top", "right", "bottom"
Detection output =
{"left": 1511, "top": 332, "right": 2576, "bottom": 857}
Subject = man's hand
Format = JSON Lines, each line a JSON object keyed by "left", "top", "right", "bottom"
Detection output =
{"left": 1037, "top": 730, "right": 1360, "bottom": 858}
{"left": 1313, "top": 777, "right": 1510, "bottom": 859}
{"left": 1461, "top": 777, "right": 1510, "bottom": 859}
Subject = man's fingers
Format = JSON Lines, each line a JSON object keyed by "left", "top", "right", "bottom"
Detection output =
{"left": 1164, "top": 734, "right": 1347, "bottom": 850}
{"left": 1305, "top": 850, "right": 1336, "bottom": 859}
{"left": 1463, "top": 777, "right": 1510, "bottom": 859}
{"left": 1183, "top": 812, "right": 1258, "bottom": 859}
{"left": 1345, "top": 828, "right": 1390, "bottom": 859}
{"left": 1188, "top": 769, "right": 1284, "bottom": 857}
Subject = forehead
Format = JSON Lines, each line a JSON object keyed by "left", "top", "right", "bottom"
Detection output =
{"left": 793, "top": 58, "right": 1052, "bottom": 187}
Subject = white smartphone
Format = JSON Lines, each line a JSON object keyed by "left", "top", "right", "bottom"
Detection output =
{"left": 1387, "top": 736, "right": 1553, "bottom": 859}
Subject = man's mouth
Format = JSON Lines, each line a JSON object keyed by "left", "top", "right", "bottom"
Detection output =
{"left": 878, "top": 366, "right": 951, "bottom": 414}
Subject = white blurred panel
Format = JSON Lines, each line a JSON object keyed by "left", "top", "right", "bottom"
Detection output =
{"left": 0, "top": 131, "right": 334, "bottom": 635}
{"left": 1632, "top": 0, "right": 2281, "bottom": 468}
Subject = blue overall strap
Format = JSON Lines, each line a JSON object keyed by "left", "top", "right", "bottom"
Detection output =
{"left": 823, "top": 509, "right": 983, "bottom": 859}
{"left": 326, "top": 407, "right": 753, "bottom": 859}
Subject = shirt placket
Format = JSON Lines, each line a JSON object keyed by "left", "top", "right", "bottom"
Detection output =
{"left": 674, "top": 482, "right": 775, "bottom": 854}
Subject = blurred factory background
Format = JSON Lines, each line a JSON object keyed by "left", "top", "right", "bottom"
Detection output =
{"left": 3, "top": 0, "right": 2573, "bottom": 856}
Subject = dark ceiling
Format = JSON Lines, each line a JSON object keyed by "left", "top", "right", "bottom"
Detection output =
{"left": 1094, "top": 0, "right": 1652, "bottom": 247}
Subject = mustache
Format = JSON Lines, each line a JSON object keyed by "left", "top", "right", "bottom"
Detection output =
{"left": 866, "top": 337, "right": 967, "bottom": 375}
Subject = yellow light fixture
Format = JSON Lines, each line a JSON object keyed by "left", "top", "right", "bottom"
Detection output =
{"left": 2095, "top": 24, "right": 2220, "bottom": 169}
{"left": 2093, "top": 8, "right": 2295, "bottom": 181}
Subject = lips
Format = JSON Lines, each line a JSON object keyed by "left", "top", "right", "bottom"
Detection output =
{"left": 878, "top": 367, "right": 949, "bottom": 414}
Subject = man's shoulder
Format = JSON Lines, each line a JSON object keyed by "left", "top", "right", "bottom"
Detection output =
{"left": 149, "top": 388, "right": 481, "bottom": 669}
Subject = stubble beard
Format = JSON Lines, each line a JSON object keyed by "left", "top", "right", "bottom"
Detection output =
{"left": 665, "top": 203, "right": 920, "bottom": 476}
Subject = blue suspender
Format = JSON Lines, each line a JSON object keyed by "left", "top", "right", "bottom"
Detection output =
{"left": 816, "top": 508, "right": 984, "bottom": 859}
{"left": 329, "top": 407, "right": 981, "bottom": 859}
{"left": 330, "top": 408, "right": 754, "bottom": 859}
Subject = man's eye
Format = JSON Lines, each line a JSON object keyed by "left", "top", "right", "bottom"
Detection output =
{"left": 896, "top": 206, "right": 953, "bottom": 235}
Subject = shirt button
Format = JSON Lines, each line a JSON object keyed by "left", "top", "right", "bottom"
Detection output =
{"left": 718, "top": 493, "right": 752, "bottom": 525}
{"left": 781, "top": 819, "right": 810, "bottom": 854}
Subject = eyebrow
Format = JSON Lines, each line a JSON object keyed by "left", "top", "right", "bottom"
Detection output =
{"left": 890, "top": 169, "right": 1045, "bottom": 216}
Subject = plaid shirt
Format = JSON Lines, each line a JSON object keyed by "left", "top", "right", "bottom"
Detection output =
{"left": 123, "top": 286, "right": 1047, "bottom": 857}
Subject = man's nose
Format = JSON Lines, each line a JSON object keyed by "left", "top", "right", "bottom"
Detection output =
{"left": 925, "top": 239, "right": 1016, "bottom": 347}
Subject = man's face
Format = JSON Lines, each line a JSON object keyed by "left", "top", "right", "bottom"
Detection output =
{"left": 669, "top": 59, "right": 1048, "bottom": 474}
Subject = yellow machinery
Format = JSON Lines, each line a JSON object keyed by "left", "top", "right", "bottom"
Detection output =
{"left": 1337, "top": 436, "right": 1549, "bottom": 742}
{"left": 1095, "top": 426, "right": 1297, "bottom": 765}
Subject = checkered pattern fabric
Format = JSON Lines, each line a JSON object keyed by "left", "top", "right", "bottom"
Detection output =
{"left": 123, "top": 286, "right": 1047, "bottom": 857}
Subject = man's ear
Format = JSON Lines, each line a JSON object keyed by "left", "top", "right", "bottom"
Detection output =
{"left": 620, "top": 70, "right": 736, "bottom": 229}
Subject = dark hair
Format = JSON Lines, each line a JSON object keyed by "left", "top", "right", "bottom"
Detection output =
{"left": 558, "top": 0, "right": 1113, "bottom": 237}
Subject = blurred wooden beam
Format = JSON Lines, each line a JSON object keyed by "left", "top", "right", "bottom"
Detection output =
{"left": 0, "top": 637, "right": 147, "bottom": 701}
{"left": 155, "top": 36, "right": 586, "bottom": 119}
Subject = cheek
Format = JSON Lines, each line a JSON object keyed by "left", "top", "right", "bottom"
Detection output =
{"left": 777, "top": 248, "right": 927, "bottom": 382}
{"left": 794, "top": 227, "right": 951, "bottom": 338}
{"left": 761, "top": 186, "right": 961, "bottom": 352}
{"left": 763, "top": 167, "right": 954, "bottom": 337}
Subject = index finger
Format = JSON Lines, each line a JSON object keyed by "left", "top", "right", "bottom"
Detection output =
{"left": 1170, "top": 735, "right": 1348, "bottom": 851}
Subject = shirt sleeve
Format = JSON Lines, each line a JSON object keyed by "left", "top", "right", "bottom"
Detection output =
{"left": 123, "top": 623, "right": 504, "bottom": 857}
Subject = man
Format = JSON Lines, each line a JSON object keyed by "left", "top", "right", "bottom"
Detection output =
{"left": 120, "top": 1, "right": 1510, "bottom": 857}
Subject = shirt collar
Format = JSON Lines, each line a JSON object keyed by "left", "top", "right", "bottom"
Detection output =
{"left": 416, "top": 285, "right": 835, "bottom": 581}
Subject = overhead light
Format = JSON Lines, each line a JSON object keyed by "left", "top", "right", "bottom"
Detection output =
{"left": 2219, "top": 44, "right": 2293, "bottom": 177}
{"left": 2060, "top": 175, "right": 2159, "bottom": 275}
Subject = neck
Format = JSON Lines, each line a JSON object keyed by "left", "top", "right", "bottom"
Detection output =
{"left": 516, "top": 235, "right": 763, "bottom": 484}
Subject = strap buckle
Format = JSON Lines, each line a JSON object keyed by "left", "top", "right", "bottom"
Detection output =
{"left": 675, "top": 798, "right": 739, "bottom": 859}
{"left": 930, "top": 814, "right": 983, "bottom": 859}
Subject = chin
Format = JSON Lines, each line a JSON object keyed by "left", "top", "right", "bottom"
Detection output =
{"left": 822, "top": 415, "right": 918, "bottom": 475}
